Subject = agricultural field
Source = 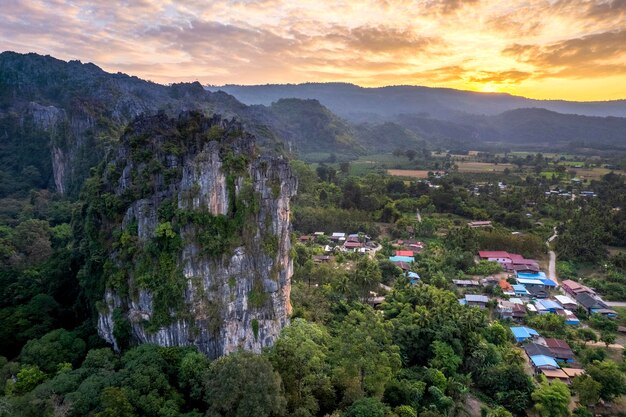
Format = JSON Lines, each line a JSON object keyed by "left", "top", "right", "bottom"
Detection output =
{"left": 348, "top": 153, "right": 424, "bottom": 175}
{"left": 455, "top": 161, "right": 514, "bottom": 173}
{"left": 567, "top": 166, "right": 621, "bottom": 180}
{"left": 387, "top": 169, "right": 430, "bottom": 178}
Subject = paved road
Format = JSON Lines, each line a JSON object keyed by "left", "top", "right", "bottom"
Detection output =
{"left": 605, "top": 301, "right": 626, "bottom": 307}
{"left": 546, "top": 227, "right": 560, "bottom": 286}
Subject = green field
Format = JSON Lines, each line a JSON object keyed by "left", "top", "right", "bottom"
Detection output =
{"left": 349, "top": 153, "right": 421, "bottom": 176}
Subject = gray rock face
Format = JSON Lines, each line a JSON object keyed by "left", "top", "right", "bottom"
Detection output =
{"left": 96, "top": 113, "right": 297, "bottom": 358}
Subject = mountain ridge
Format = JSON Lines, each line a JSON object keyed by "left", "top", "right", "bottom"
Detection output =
{"left": 206, "top": 82, "right": 626, "bottom": 119}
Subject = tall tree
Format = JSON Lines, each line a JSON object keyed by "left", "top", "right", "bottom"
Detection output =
{"left": 531, "top": 378, "right": 570, "bottom": 417}
{"left": 204, "top": 351, "right": 286, "bottom": 417}
{"left": 268, "top": 319, "right": 333, "bottom": 417}
{"left": 330, "top": 308, "right": 401, "bottom": 403}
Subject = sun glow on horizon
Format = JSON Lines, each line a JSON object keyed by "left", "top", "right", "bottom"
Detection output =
{"left": 1, "top": 0, "right": 625, "bottom": 101}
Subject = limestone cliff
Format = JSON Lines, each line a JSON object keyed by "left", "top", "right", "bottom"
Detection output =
{"left": 83, "top": 112, "right": 296, "bottom": 358}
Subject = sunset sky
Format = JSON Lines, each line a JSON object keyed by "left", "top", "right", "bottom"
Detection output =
{"left": 2, "top": 0, "right": 625, "bottom": 101}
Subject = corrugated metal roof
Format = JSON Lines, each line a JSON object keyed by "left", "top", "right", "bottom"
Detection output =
{"left": 530, "top": 355, "right": 558, "bottom": 368}
{"left": 465, "top": 294, "right": 489, "bottom": 303}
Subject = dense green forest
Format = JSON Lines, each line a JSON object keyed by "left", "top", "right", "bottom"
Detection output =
{"left": 1, "top": 143, "right": 626, "bottom": 416}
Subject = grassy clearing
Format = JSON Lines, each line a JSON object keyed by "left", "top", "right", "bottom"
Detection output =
{"left": 349, "top": 153, "right": 419, "bottom": 176}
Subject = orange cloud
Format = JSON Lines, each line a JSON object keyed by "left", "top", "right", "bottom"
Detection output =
{"left": 0, "top": 0, "right": 625, "bottom": 100}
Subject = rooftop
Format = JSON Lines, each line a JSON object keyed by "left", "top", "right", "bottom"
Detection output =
{"left": 389, "top": 255, "right": 415, "bottom": 263}
{"left": 530, "top": 354, "right": 558, "bottom": 368}
{"left": 510, "top": 326, "right": 539, "bottom": 339}
{"left": 541, "top": 369, "right": 570, "bottom": 379}
{"left": 478, "top": 251, "right": 510, "bottom": 258}
{"left": 465, "top": 294, "right": 489, "bottom": 303}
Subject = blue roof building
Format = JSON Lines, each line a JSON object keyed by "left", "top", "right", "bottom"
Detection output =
{"left": 517, "top": 278, "right": 545, "bottom": 286}
{"left": 407, "top": 271, "right": 420, "bottom": 285}
{"left": 510, "top": 326, "right": 539, "bottom": 343}
{"left": 512, "top": 284, "right": 529, "bottom": 296}
{"left": 517, "top": 271, "right": 557, "bottom": 287}
{"left": 389, "top": 256, "right": 415, "bottom": 263}
{"left": 530, "top": 355, "right": 558, "bottom": 369}
{"left": 537, "top": 299, "right": 562, "bottom": 313}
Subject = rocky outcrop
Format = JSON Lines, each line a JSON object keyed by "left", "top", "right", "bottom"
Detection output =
{"left": 88, "top": 112, "right": 296, "bottom": 358}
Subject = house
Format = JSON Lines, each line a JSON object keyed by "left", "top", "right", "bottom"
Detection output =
{"left": 479, "top": 251, "right": 511, "bottom": 264}
{"left": 576, "top": 293, "right": 617, "bottom": 317}
{"left": 536, "top": 299, "right": 563, "bottom": 314}
{"left": 554, "top": 295, "right": 577, "bottom": 310}
{"left": 468, "top": 221, "right": 493, "bottom": 228}
{"left": 330, "top": 232, "right": 346, "bottom": 242}
{"left": 497, "top": 300, "right": 515, "bottom": 319}
{"left": 395, "top": 250, "right": 414, "bottom": 257}
{"left": 541, "top": 369, "right": 571, "bottom": 383}
{"left": 562, "top": 279, "right": 595, "bottom": 297}
{"left": 498, "top": 300, "right": 525, "bottom": 320}
{"left": 389, "top": 255, "right": 415, "bottom": 263}
{"left": 512, "top": 304, "right": 527, "bottom": 319}
{"left": 313, "top": 232, "right": 325, "bottom": 237}
{"left": 395, "top": 240, "right": 425, "bottom": 252}
{"left": 530, "top": 355, "right": 559, "bottom": 370}
{"left": 508, "top": 253, "right": 535, "bottom": 263}
{"left": 559, "top": 309, "right": 580, "bottom": 325}
{"left": 510, "top": 326, "right": 539, "bottom": 343}
{"left": 478, "top": 251, "right": 540, "bottom": 271}
{"left": 512, "top": 284, "right": 529, "bottom": 297}
{"left": 499, "top": 280, "right": 515, "bottom": 295}
{"left": 453, "top": 279, "right": 481, "bottom": 287}
{"left": 512, "top": 264, "right": 540, "bottom": 273}
{"left": 527, "top": 286, "right": 549, "bottom": 299}
{"left": 544, "top": 338, "right": 575, "bottom": 363}
{"left": 562, "top": 368, "right": 585, "bottom": 379}
{"left": 526, "top": 303, "right": 538, "bottom": 313}
{"left": 516, "top": 271, "right": 557, "bottom": 288}
{"left": 392, "top": 261, "right": 411, "bottom": 271}
{"left": 509, "top": 297, "right": 524, "bottom": 305}
{"left": 516, "top": 278, "right": 545, "bottom": 287}
{"left": 523, "top": 342, "right": 553, "bottom": 357}
{"left": 299, "top": 235, "right": 312, "bottom": 242}
{"left": 408, "top": 271, "right": 420, "bottom": 285}
{"left": 346, "top": 233, "right": 362, "bottom": 242}
{"left": 464, "top": 294, "right": 489, "bottom": 308}
{"left": 344, "top": 241, "right": 363, "bottom": 249}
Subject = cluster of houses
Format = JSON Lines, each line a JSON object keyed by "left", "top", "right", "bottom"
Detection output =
{"left": 561, "top": 279, "right": 617, "bottom": 318}
{"left": 544, "top": 188, "right": 597, "bottom": 198}
{"left": 455, "top": 250, "right": 618, "bottom": 324}
{"left": 387, "top": 240, "right": 425, "bottom": 284}
{"left": 510, "top": 326, "right": 585, "bottom": 384}
{"left": 298, "top": 231, "right": 377, "bottom": 254}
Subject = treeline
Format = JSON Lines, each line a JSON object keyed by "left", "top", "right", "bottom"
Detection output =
{"left": 0, "top": 282, "right": 539, "bottom": 417}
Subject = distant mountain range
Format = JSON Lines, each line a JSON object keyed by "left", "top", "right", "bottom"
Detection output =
{"left": 1, "top": 51, "right": 625, "bottom": 197}
{"left": 206, "top": 82, "right": 626, "bottom": 120}
{"left": 208, "top": 83, "right": 626, "bottom": 151}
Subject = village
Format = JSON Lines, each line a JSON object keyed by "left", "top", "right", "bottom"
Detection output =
{"left": 296, "top": 229, "right": 622, "bottom": 391}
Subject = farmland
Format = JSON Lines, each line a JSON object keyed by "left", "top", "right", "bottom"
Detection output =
{"left": 387, "top": 169, "right": 430, "bottom": 178}
{"left": 455, "top": 161, "right": 514, "bottom": 173}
